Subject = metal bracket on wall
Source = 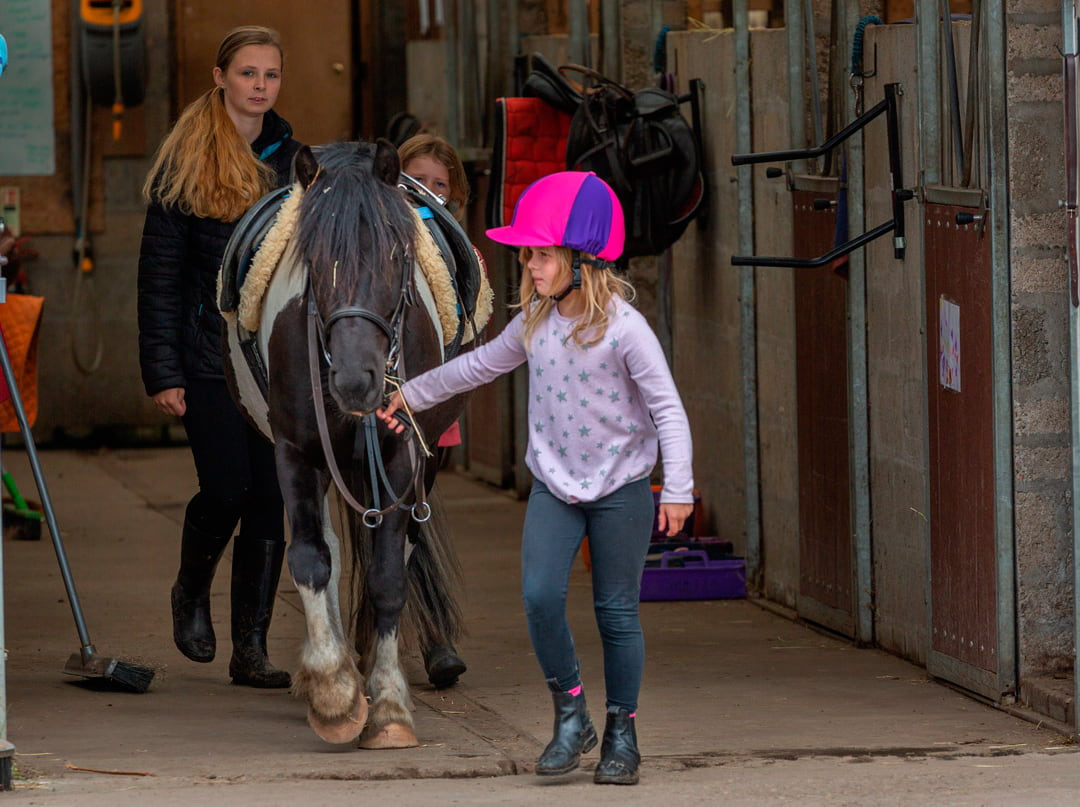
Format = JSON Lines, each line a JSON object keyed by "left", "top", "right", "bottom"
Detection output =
{"left": 729, "top": 82, "right": 913, "bottom": 268}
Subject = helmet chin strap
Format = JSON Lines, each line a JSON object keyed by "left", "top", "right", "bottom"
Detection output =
{"left": 551, "top": 252, "right": 585, "bottom": 302}
{"left": 549, "top": 252, "right": 616, "bottom": 302}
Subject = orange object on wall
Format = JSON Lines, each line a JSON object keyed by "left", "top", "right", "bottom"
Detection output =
{"left": 0, "top": 294, "right": 45, "bottom": 431}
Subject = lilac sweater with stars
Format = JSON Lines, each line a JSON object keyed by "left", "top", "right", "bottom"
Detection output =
{"left": 401, "top": 296, "right": 694, "bottom": 505}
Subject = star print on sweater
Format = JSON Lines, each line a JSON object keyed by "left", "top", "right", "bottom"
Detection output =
{"left": 399, "top": 297, "right": 695, "bottom": 505}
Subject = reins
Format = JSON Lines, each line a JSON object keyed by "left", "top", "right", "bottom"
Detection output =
{"left": 305, "top": 254, "right": 431, "bottom": 529}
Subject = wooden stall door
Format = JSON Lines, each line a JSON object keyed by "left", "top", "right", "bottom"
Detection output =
{"left": 924, "top": 204, "right": 1000, "bottom": 698}
{"left": 793, "top": 189, "right": 855, "bottom": 637}
{"left": 175, "top": 1, "right": 354, "bottom": 145}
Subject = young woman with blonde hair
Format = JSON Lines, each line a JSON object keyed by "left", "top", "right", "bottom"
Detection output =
{"left": 138, "top": 25, "right": 302, "bottom": 688}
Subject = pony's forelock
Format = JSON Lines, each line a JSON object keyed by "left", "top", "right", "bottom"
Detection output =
{"left": 297, "top": 142, "right": 415, "bottom": 303}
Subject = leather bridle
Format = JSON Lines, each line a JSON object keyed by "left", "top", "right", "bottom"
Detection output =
{"left": 305, "top": 247, "right": 431, "bottom": 528}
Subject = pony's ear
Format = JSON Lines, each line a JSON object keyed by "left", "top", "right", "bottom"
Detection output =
{"left": 294, "top": 146, "right": 320, "bottom": 189}
{"left": 373, "top": 138, "right": 401, "bottom": 187}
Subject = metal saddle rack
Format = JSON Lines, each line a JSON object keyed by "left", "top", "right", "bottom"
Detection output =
{"left": 729, "top": 82, "right": 913, "bottom": 268}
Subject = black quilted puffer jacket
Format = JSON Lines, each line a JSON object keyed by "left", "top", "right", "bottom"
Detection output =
{"left": 137, "top": 110, "right": 302, "bottom": 396}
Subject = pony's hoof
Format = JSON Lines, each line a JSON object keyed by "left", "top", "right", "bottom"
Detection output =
{"left": 307, "top": 695, "right": 369, "bottom": 744}
{"left": 357, "top": 721, "right": 419, "bottom": 749}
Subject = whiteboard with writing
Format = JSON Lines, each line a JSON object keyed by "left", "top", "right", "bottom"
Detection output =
{"left": 0, "top": 0, "right": 55, "bottom": 175}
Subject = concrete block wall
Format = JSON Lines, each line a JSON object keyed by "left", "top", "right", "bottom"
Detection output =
{"left": 1006, "top": 0, "right": 1074, "bottom": 679}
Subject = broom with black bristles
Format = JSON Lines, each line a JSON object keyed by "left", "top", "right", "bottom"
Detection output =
{"left": 0, "top": 325, "right": 154, "bottom": 693}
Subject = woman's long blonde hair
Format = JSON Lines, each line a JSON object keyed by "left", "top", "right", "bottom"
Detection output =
{"left": 142, "top": 26, "right": 282, "bottom": 221}
{"left": 515, "top": 246, "right": 634, "bottom": 349}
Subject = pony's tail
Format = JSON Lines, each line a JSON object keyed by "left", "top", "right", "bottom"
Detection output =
{"left": 403, "top": 486, "right": 466, "bottom": 652}
{"left": 349, "top": 484, "right": 466, "bottom": 664}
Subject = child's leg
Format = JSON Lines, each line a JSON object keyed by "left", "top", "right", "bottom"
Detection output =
{"left": 582, "top": 478, "right": 654, "bottom": 712}
{"left": 521, "top": 480, "right": 587, "bottom": 689}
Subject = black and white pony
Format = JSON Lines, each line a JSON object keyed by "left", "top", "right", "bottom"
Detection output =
{"left": 220, "top": 140, "right": 472, "bottom": 747}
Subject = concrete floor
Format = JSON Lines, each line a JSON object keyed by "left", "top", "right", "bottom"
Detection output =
{"left": 0, "top": 445, "right": 1076, "bottom": 806}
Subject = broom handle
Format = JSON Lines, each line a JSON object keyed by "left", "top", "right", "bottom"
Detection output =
{"left": 0, "top": 329, "right": 94, "bottom": 651}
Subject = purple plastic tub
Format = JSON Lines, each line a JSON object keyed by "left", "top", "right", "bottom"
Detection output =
{"left": 639, "top": 550, "right": 746, "bottom": 601}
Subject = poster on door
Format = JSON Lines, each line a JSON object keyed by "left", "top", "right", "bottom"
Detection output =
{"left": 939, "top": 296, "right": 961, "bottom": 392}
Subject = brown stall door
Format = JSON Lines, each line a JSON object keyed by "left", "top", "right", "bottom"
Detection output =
{"left": 924, "top": 204, "right": 999, "bottom": 698}
{"left": 793, "top": 190, "right": 854, "bottom": 637}
{"left": 175, "top": 1, "right": 354, "bottom": 146}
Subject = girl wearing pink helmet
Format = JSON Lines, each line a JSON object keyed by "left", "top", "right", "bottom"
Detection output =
{"left": 377, "top": 171, "right": 695, "bottom": 785}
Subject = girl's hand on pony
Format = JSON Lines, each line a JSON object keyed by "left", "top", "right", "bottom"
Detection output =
{"left": 376, "top": 391, "right": 407, "bottom": 434}
{"left": 656, "top": 502, "right": 694, "bottom": 537}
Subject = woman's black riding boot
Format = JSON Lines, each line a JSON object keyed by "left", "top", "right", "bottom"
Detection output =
{"left": 423, "top": 643, "right": 467, "bottom": 689}
{"left": 535, "top": 679, "right": 598, "bottom": 775}
{"left": 593, "top": 708, "right": 641, "bottom": 785}
{"left": 171, "top": 521, "right": 231, "bottom": 663}
{"left": 228, "top": 537, "right": 292, "bottom": 689}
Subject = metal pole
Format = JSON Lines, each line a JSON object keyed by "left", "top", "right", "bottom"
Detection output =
{"left": 985, "top": 0, "right": 1018, "bottom": 700}
{"left": 1065, "top": 0, "right": 1080, "bottom": 737}
{"left": 788, "top": 0, "right": 807, "bottom": 172}
{"left": 841, "top": 0, "right": 874, "bottom": 645}
{"left": 601, "top": 0, "right": 622, "bottom": 81}
{"left": 917, "top": 0, "right": 942, "bottom": 186}
{"left": 733, "top": 0, "right": 762, "bottom": 586}
{"left": 0, "top": 302, "right": 12, "bottom": 787}
{"left": 941, "top": 0, "right": 967, "bottom": 183}
{"left": 458, "top": 0, "right": 482, "bottom": 147}
{"left": 804, "top": 0, "right": 825, "bottom": 169}
{"left": 568, "top": 0, "right": 590, "bottom": 67}
{"left": 444, "top": 0, "right": 461, "bottom": 145}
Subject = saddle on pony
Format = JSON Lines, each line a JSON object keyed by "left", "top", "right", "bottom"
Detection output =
{"left": 218, "top": 169, "right": 493, "bottom": 401}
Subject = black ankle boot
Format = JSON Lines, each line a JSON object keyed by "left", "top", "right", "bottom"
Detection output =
{"left": 423, "top": 643, "right": 467, "bottom": 689}
{"left": 171, "top": 521, "right": 231, "bottom": 663}
{"left": 593, "top": 708, "right": 640, "bottom": 785}
{"left": 228, "top": 537, "right": 291, "bottom": 689}
{"left": 535, "top": 680, "right": 598, "bottom": 775}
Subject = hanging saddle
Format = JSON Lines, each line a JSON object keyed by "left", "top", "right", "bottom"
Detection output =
{"left": 511, "top": 53, "right": 705, "bottom": 261}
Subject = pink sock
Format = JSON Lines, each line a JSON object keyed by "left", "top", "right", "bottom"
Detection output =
{"left": 629, "top": 712, "right": 636, "bottom": 718}
{"left": 568, "top": 685, "right": 582, "bottom": 697}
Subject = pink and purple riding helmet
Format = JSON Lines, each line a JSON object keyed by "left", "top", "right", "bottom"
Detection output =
{"left": 486, "top": 171, "right": 625, "bottom": 262}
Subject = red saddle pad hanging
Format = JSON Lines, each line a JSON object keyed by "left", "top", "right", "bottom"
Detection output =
{"left": 0, "top": 294, "right": 45, "bottom": 431}
{"left": 486, "top": 96, "right": 572, "bottom": 230}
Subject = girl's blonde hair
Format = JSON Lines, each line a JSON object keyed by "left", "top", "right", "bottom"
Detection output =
{"left": 515, "top": 246, "right": 635, "bottom": 348}
{"left": 142, "top": 26, "right": 282, "bottom": 221}
{"left": 398, "top": 133, "right": 470, "bottom": 220}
